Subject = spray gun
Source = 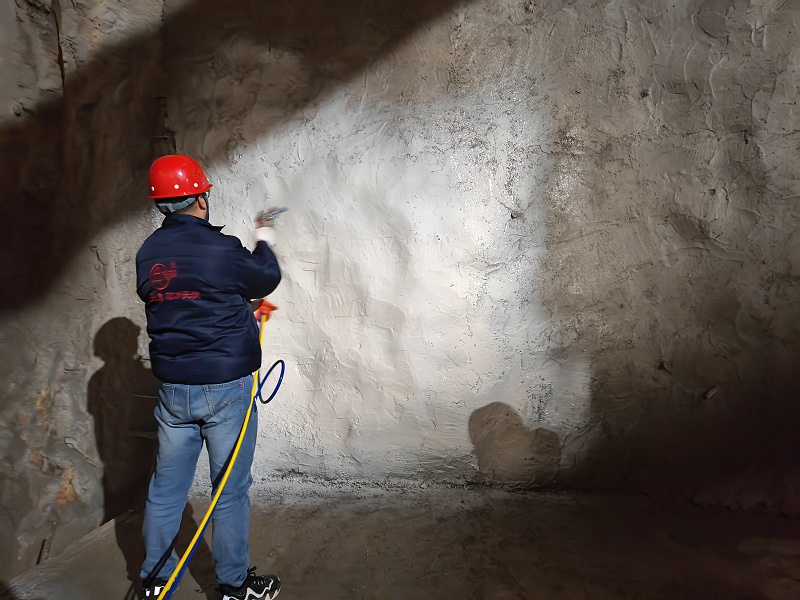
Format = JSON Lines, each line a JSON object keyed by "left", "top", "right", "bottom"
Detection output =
{"left": 255, "top": 207, "right": 289, "bottom": 227}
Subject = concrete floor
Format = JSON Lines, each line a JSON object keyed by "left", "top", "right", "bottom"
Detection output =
{"left": 8, "top": 482, "right": 800, "bottom": 600}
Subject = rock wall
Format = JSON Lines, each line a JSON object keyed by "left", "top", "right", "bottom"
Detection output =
{"left": 536, "top": 0, "right": 800, "bottom": 508}
{"left": 0, "top": 0, "right": 168, "bottom": 580}
{"left": 1, "top": 0, "right": 798, "bottom": 581}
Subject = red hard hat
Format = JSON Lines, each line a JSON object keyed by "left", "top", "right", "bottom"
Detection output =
{"left": 148, "top": 154, "right": 212, "bottom": 199}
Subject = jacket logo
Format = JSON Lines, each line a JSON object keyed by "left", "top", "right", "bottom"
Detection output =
{"left": 149, "top": 263, "right": 177, "bottom": 290}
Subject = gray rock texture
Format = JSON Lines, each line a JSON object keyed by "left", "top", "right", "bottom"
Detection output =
{"left": 1, "top": 0, "right": 798, "bottom": 582}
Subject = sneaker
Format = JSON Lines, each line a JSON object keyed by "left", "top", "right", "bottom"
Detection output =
{"left": 217, "top": 567, "right": 281, "bottom": 600}
{"left": 141, "top": 579, "right": 168, "bottom": 599}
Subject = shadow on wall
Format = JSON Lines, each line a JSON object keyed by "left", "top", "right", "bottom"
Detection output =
{"left": 88, "top": 317, "right": 216, "bottom": 598}
{"left": 0, "top": 0, "right": 466, "bottom": 313}
{"left": 532, "top": 10, "right": 800, "bottom": 508}
{"left": 87, "top": 317, "right": 159, "bottom": 523}
{"left": 469, "top": 402, "right": 561, "bottom": 488}
{"left": 568, "top": 343, "right": 800, "bottom": 509}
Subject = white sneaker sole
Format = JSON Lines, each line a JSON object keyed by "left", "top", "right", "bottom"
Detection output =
{"left": 221, "top": 580, "right": 280, "bottom": 600}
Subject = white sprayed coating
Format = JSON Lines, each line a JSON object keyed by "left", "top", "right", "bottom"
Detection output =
{"left": 192, "top": 58, "right": 589, "bottom": 483}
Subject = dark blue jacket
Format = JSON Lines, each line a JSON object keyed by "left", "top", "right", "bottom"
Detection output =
{"left": 135, "top": 214, "right": 281, "bottom": 385}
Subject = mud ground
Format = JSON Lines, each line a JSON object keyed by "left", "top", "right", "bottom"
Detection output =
{"left": 8, "top": 482, "right": 800, "bottom": 600}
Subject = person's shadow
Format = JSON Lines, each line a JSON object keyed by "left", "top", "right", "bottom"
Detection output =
{"left": 469, "top": 402, "right": 561, "bottom": 488}
{"left": 88, "top": 317, "right": 160, "bottom": 523}
{"left": 87, "top": 317, "right": 216, "bottom": 599}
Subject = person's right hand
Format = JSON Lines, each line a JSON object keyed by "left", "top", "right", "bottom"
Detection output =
{"left": 254, "top": 207, "right": 284, "bottom": 245}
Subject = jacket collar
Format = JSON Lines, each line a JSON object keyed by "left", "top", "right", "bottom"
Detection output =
{"left": 161, "top": 213, "right": 224, "bottom": 232}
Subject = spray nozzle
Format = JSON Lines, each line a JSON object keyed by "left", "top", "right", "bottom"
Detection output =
{"left": 255, "top": 207, "right": 288, "bottom": 227}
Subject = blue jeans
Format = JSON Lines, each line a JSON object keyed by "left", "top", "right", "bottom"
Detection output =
{"left": 140, "top": 375, "right": 256, "bottom": 587}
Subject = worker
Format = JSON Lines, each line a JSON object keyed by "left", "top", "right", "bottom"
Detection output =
{"left": 135, "top": 154, "right": 282, "bottom": 600}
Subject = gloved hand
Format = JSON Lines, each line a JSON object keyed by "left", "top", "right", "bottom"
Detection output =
{"left": 254, "top": 207, "right": 284, "bottom": 246}
{"left": 255, "top": 223, "right": 277, "bottom": 246}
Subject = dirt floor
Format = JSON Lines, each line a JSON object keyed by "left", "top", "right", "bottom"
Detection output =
{"left": 7, "top": 482, "right": 800, "bottom": 600}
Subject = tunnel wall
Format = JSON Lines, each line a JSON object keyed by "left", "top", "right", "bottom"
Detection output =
{"left": 1, "top": 0, "right": 798, "bottom": 580}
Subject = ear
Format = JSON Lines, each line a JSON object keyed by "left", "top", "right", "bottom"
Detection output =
{"left": 196, "top": 194, "right": 207, "bottom": 211}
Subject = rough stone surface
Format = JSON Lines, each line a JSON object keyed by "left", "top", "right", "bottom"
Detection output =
{"left": 1, "top": 0, "right": 799, "bottom": 582}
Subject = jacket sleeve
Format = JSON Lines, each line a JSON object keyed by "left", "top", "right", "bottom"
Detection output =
{"left": 230, "top": 240, "right": 282, "bottom": 300}
{"left": 134, "top": 247, "right": 150, "bottom": 302}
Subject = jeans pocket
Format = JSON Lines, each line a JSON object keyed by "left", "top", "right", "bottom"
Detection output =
{"left": 204, "top": 379, "right": 245, "bottom": 423}
{"left": 159, "top": 383, "right": 176, "bottom": 415}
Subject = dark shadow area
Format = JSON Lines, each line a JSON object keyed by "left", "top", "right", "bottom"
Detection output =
{"left": 533, "top": 132, "right": 800, "bottom": 513}
{"left": 0, "top": 0, "right": 465, "bottom": 312}
{"left": 0, "top": 582, "right": 21, "bottom": 600}
{"left": 87, "top": 318, "right": 215, "bottom": 598}
{"left": 87, "top": 317, "right": 160, "bottom": 522}
{"left": 11, "top": 487, "right": 800, "bottom": 598}
{"left": 469, "top": 402, "right": 561, "bottom": 488}
{"left": 531, "top": 0, "right": 800, "bottom": 510}
{"left": 0, "top": 579, "right": 43, "bottom": 600}
{"left": 547, "top": 120, "right": 800, "bottom": 510}
{"left": 466, "top": 400, "right": 800, "bottom": 595}
{"left": 564, "top": 343, "right": 800, "bottom": 511}
{"left": 243, "top": 485, "right": 800, "bottom": 599}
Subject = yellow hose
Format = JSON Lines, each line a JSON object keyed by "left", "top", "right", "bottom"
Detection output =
{"left": 156, "top": 315, "right": 267, "bottom": 600}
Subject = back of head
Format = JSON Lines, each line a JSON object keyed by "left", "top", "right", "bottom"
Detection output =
{"left": 148, "top": 155, "right": 213, "bottom": 215}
